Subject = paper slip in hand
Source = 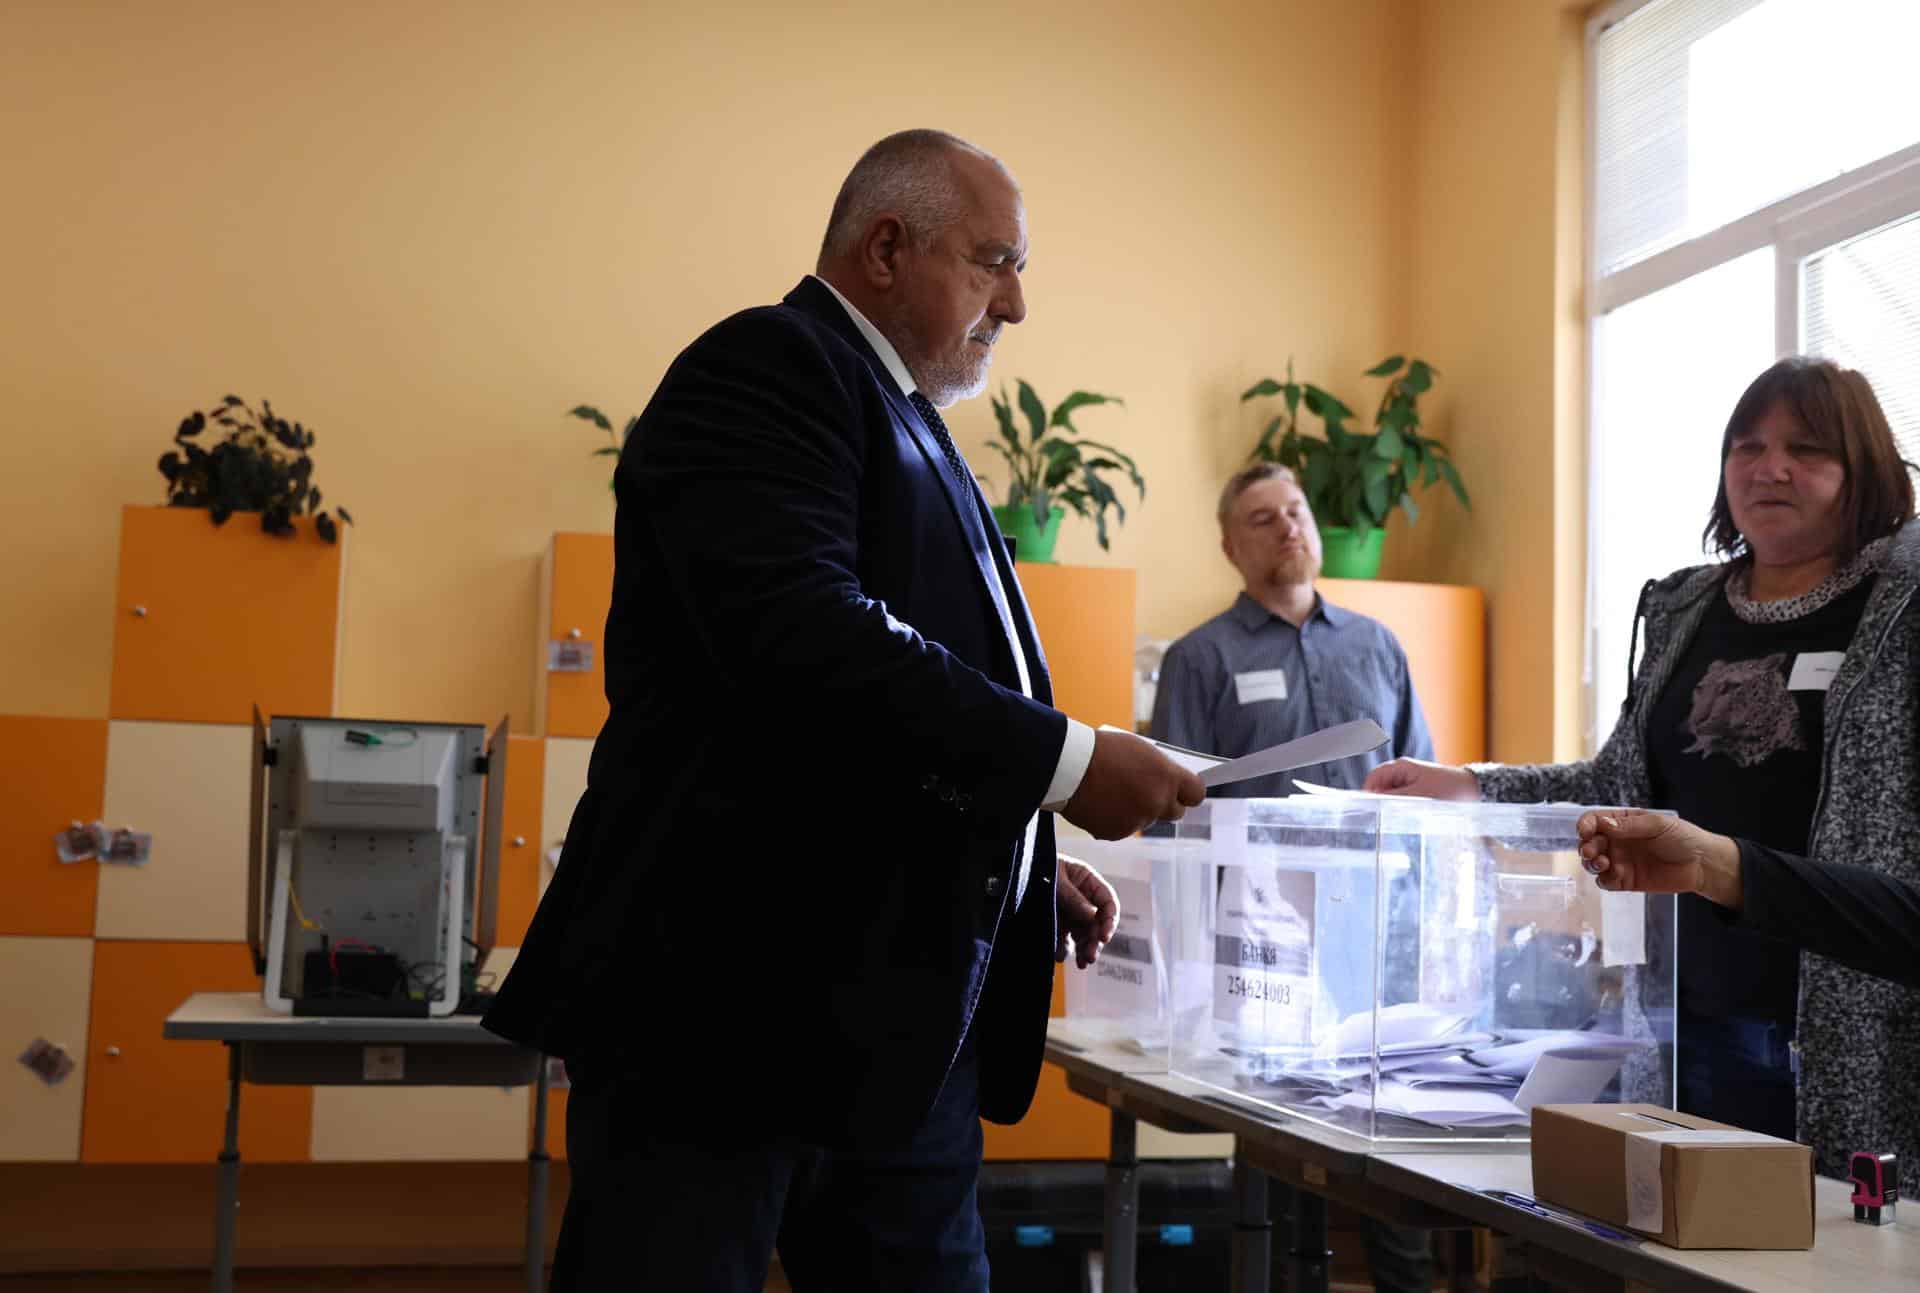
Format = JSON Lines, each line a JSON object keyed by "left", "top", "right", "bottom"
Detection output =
{"left": 1098, "top": 728, "right": 1223, "bottom": 777}
{"left": 1099, "top": 720, "right": 1389, "bottom": 789}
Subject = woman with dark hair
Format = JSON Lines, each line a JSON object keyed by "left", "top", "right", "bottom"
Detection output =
{"left": 1367, "top": 356, "right": 1920, "bottom": 1194}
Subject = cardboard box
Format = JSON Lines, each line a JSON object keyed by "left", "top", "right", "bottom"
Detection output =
{"left": 1531, "top": 1103, "right": 1814, "bottom": 1250}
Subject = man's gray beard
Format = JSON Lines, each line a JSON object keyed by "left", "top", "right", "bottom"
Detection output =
{"left": 914, "top": 356, "right": 991, "bottom": 409}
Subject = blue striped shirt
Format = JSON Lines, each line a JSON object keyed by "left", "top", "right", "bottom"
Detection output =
{"left": 1150, "top": 591, "right": 1432, "bottom": 795}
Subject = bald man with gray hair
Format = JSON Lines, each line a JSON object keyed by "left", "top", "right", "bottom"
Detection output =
{"left": 817, "top": 128, "right": 990, "bottom": 262}
{"left": 486, "top": 128, "right": 1204, "bottom": 1291}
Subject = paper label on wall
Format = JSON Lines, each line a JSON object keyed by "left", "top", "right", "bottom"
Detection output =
{"left": 1624, "top": 1128, "right": 1791, "bottom": 1231}
{"left": 1213, "top": 864, "right": 1316, "bottom": 1045}
{"left": 1083, "top": 876, "right": 1157, "bottom": 1016}
{"left": 100, "top": 828, "right": 152, "bottom": 866}
{"left": 17, "top": 1038, "right": 75, "bottom": 1086}
{"left": 1600, "top": 890, "right": 1647, "bottom": 967}
{"left": 547, "top": 639, "right": 596, "bottom": 673}
{"left": 1787, "top": 651, "right": 1844, "bottom": 692}
{"left": 1233, "top": 668, "right": 1288, "bottom": 704}
{"left": 54, "top": 822, "right": 98, "bottom": 864}
{"left": 363, "top": 1046, "right": 405, "bottom": 1081}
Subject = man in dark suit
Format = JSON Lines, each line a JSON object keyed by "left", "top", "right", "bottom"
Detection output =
{"left": 484, "top": 129, "right": 1205, "bottom": 1291}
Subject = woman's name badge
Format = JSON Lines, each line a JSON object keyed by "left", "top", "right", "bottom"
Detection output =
{"left": 1787, "top": 651, "right": 1845, "bottom": 691}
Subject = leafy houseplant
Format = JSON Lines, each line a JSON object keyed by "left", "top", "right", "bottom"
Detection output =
{"left": 158, "top": 396, "right": 351, "bottom": 543}
{"left": 565, "top": 405, "right": 640, "bottom": 492}
{"left": 1240, "top": 356, "right": 1469, "bottom": 578}
{"left": 984, "top": 380, "right": 1144, "bottom": 562}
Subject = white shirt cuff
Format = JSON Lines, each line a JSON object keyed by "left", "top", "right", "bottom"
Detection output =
{"left": 1041, "top": 718, "right": 1095, "bottom": 812}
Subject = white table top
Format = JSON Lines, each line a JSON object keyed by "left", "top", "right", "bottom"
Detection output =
{"left": 164, "top": 992, "right": 518, "bottom": 1046}
{"left": 1044, "top": 1018, "right": 1172, "bottom": 1077}
{"left": 1375, "top": 1150, "right": 1920, "bottom": 1293}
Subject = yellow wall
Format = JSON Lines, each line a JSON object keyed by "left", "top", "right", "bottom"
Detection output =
{"left": 1389, "top": 0, "right": 1589, "bottom": 763}
{"left": 0, "top": 0, "right": 1418, "bottom": 730}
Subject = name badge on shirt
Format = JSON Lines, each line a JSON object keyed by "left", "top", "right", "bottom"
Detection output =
{"left": 1234, "top": 668, "right": 1288, "bottom": 704}
{"left": 1786, "top": 651, "right": 1845, "bottom": 692}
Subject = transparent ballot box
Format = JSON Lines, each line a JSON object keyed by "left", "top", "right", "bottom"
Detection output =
{"left": 1168, "top": 797, "right": 1676, "bottom": 1143}
{"left": 1060, "top": 833, "right": 1182, "bottom": 1052}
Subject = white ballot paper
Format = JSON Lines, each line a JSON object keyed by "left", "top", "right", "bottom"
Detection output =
{"left": 1099, "top": 720, "right": 1389, "bottom": 789}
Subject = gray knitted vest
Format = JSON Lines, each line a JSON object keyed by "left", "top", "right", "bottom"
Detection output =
{"left": 1474, "top": 519, "right": 1920, "bottom": 1194}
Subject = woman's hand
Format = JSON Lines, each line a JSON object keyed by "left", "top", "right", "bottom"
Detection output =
{"left": 1362, "top": 758, "right": 1481, "bottom": 801}
{"left": 1576, "top": 808, "right": 1744, "bottom": 909}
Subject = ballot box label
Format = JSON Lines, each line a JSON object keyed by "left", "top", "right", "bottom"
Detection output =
{"left": 1214, "top": 865, "right": 1316, "bottom": 1045}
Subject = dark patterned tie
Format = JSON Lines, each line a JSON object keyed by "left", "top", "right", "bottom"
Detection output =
{"left": 909, "top": 390, "right": 1035, "bottom": 909}
{"left": 910, "top": 392, "right": 978, "bottom": 514}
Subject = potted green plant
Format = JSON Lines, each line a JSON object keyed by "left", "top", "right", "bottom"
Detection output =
{"left": 983, "top": 379, "right": 1144, "bottom": 562}
{"left": 565, "top": 405, "right": 640, "bottom": 491}
{"left": 1240, "top": 356, "right": 1468, "bottom": 578}
{"left": 157, "top": 396, "right": 352, "bottom": 542}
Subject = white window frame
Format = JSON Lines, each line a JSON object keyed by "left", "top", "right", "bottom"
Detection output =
{"left": 1580, "top": 0, "right": 1920, "bottom": 752}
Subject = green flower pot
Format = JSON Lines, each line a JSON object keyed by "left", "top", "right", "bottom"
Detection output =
{"left": 991, "top": 504, "right": 1064, "bottom": 564}
{"left": 1319, "top": 525, "right": 1385, "bottom": 579}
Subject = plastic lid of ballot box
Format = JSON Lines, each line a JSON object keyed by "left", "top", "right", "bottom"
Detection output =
{"left": 1134, "top": 795, "right": 1678, "bottom": 1145}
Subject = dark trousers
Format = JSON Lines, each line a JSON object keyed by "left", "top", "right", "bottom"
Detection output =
{"left": 1677, "top": 1008, "right": 1797, "bottom": 1140}
{"left": 552, "top": 1039, "right": 989, "bottom": 1292}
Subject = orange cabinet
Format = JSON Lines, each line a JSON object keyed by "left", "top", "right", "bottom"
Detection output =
{"left": 979, "top": 971, "right": 1112, "bottom": 1162}
{"left": 82, "top": 941, "right": 311, "bottom": 1163}
{"left": 108, "top": 506, "right": 345, "bottom": 724}
{"left": 540, "top": 1076, "right": 570, "bottom": 1162}
{"left": 0, "top": 716, "right": 106, "bottom": 937}
{"left": 309, "top": 1085, "right": 530, "bottom": 1162}
{"left": 979, "top": 563, "right": 1135, "bottom": 1160}
{"left": 0, "top": 936, "right": 93, "bottom": 1161}
{"left": 535, "top": 533, "right": 614, "bottom": 739}
{"left": 1015, "top": 563, "right": 1136, "bottom": 731}
{"left": 489, "top": 735, "right": 547, "bottom": 948}
{"left": 540, "top": 737, "right": 592, "bottom": 887}
{"left": 96, "top": 721, "right": 253, "bottom": 942}
{"left": 1318, "top": 578, "right": 1487, "bottom": 764}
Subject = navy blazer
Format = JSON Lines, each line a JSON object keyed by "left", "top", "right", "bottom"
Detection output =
{"left": 485, "top": 278, "right": 1065, "bottom": 1144}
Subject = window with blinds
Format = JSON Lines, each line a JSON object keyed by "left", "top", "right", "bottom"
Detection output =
{"left": 1584, "top": 0, "right": 1920, "bottom": 746}
{"left": 1803, "top": 214, "right": 1920, "bottom": 470}
{"left": 1596, "top": 0, "right": 1920, "bottom": 276}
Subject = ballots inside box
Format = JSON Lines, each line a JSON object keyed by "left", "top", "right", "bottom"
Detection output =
{"left": 1166, "top": 796, "right": 1677, "bottom": 1144}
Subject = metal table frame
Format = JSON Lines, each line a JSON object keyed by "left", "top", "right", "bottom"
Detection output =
{"left": 1052, "top": 1041, "right": 1460, "bottom": 1293}
{"left": 165, "top": 992, "right": 552, "bottom": 1293}
{"left": 1045, "top": 1020, "right": 1920, "bottom": 1293}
